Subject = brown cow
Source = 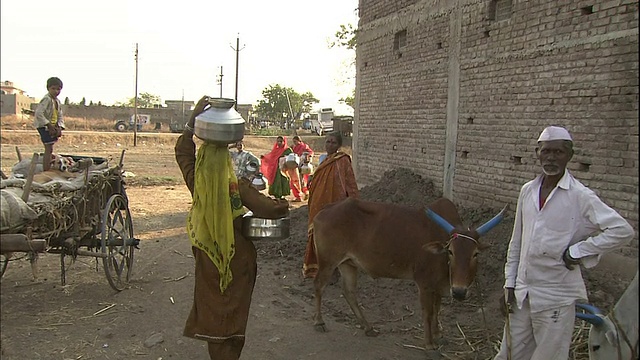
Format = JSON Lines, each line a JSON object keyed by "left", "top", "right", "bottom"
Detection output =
{"left": 312, "top": 197, "right": 506, "bottom": 350}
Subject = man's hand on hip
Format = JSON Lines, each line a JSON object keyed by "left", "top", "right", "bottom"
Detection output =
{"left": 563, "top": 247, "right": 581, "bottom": 270}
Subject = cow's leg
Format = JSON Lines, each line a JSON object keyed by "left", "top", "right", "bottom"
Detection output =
{"left": 313, "top": 259, "right": 337, "bottom": 332}
{"left": 338, "top": 262, "right": 378, "bottom": 337}
{"left": 431, "top": 294, "right": 442, "bottom": 339}
{"left": 419, "top": 287, "right": 438, "bottom": 350}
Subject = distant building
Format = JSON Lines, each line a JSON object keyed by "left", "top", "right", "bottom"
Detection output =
{"left": 165, "top": 99, "right": 195, "bottom": 112}
{"left": 0, "top": 81, "right": 36, "bottom": 116}
{"left": 237, "top": 104, "right": 253, "bottom": 124}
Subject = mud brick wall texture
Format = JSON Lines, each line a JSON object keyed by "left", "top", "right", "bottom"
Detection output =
{"left": 354, "top": 0, "right": 638, "bottom": 248}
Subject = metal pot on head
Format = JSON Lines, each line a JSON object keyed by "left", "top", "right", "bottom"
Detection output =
{"left": 284, "top": 153, "right": 300, "bottom": 169}
{"left": 194, "top": 97, "right": 245, "bottom": 145}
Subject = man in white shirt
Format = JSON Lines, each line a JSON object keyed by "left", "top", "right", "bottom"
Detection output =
{"left": 494, "top": 126, "right": 635, "bottom": 360}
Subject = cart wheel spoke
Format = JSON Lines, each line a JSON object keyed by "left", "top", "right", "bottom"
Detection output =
{"left": 101, "top": 193, "right": 135, "bottom": 291}
{"left": 111, "top": 257, "right": 122, "bottom": 276}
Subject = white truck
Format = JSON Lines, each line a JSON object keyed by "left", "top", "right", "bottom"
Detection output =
{"left": 114, "top": 114, "right": 151, "bottom": 132}
{"left": 309, "top": 103, "right": 354, "bottom": 136}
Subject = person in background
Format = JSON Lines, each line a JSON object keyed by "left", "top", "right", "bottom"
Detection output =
{"left": 284, "top": 157, "right": 304, "bottom": 202}
{"left": 302, "top": 132, "right": 359, "bottom": 278}
{"left": 260, "top": 136, "right": 292, "bottom": 199}
{"left": 175, "top": 95, "right": 289, "bottom": 360}
{"left": 292, "top": 135, "right": 314, "bottom": 200}
{"left": 494, "top": 126, "right": 634, "bottom": 360}
{"left": 229, "top": 140, "right": 260, "bottom": 180}
{"left": 34, "top": 77, "right": 64, "bottom": 171}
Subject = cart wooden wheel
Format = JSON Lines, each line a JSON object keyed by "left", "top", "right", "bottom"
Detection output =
{"left": 0, "top": 254, "right": 8, "bottom": 278}
{"left": 100, "top": 193, "right": 135, "bottom": 291}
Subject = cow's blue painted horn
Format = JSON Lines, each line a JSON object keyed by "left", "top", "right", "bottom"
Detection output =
{"left": 575, "top": 312, "right": 605, "bottom": 326}
{"left": 576, "top": 304, "right": 604, "bottom": 326}
{"left": 576, "top": 303, "right": 603, "bottom": 315}
{"left": 425, "top": 208, "right": 455, "bottom": 234}
{"left": 476, "top": 205, "right": 508, "bottom": 236}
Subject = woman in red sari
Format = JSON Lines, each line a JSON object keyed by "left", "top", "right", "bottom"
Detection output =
{"left": 260, "top": 136, "right": 292, "bottom": 199}
{"left": 303, "top": 132, "right": 359, "bottom": 278}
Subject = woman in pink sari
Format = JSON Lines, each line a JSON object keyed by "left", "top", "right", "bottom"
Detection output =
{"left": 292, "top": 136, "right": 314, "bottom": 200}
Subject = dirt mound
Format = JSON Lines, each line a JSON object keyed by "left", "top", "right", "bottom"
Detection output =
{"left": 359, "top": 168, "right": 441, "bottom": 207}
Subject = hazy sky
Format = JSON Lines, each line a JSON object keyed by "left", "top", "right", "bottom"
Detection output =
{"left": 1, "top": 0, "right": 358, "bottom": 106}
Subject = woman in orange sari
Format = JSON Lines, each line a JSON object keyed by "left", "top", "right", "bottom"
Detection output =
{"left": 303, "top": 132, "right": 359, "bottom": 278}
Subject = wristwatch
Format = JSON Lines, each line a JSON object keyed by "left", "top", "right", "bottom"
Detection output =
{"left": 184, "top": 124, "right": 194, "bottom": 133}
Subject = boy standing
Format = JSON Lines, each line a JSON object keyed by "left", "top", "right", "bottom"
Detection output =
{"left": 34, "top": 77, "right": 64, "bottom": 170}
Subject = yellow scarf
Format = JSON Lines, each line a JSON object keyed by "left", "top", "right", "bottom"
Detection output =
{"left": 51, "top": 106, "right": 58, "bottom": 125}
{"left": 187, "top": 143, "right": 245, "bottom": 293}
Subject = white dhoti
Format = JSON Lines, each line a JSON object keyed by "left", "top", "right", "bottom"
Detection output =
{"left": 494, "top": 296, "right": 576, "bottom": 360}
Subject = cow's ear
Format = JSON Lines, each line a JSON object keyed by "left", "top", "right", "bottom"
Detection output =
{"left": 477, "top": 242, "right": 491, "bottom": 251}
{"left": 423, "top": 242, "right": 445, "bottom": 254}
{"left": 604, "top": 330, "right": 618, "bottom": 345}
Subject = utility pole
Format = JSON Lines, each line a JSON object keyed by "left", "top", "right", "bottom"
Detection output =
{"left": 284, "top": 88, "right": 295, "bottom": 132}
{"left": 133, "top": 43, "right": 139, "bottom": 147}
{"left": 230, "top": 34, "right": 245, "bottom": 110}
{"left": 216, "top": 66, "right": 223, "bottom": 97}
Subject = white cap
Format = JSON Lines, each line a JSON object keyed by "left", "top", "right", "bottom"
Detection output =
{"left": 537, "top": 126, "right": 573, "bottom": 142}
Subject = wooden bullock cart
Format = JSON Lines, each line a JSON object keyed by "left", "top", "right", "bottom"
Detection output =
{"left": 0, "top": 150, "right": 138, "bottom": 291}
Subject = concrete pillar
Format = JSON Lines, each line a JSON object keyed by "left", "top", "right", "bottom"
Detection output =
{"left": 443, "top": 1, "right": 462, "bottom": 200}
{"left": 353, "top": 41, "right": 362, "bottom": 183}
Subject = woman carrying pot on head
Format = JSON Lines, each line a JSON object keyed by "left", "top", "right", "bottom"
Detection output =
{"left": 302, "top": 131, "right": 359, "bottom": 278}
{"left": 292, "top": 135, "right": 314, "bottom": 200}
{"left": 283, "top": 142, "right": 304, "bottom": 202}
{"left": 175, "top": 95, "right": 289, "bottom": 360}
{"left": 260, "top": 136, "right": 299, "bottom": 200}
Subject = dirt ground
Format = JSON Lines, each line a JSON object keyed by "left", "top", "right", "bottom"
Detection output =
{"left": 0, "top": 130, "right": 637, "bottom": 360}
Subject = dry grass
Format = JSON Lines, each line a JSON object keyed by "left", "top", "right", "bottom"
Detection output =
{"left": 0, "top": 115, "right": 171, "bottom": 133}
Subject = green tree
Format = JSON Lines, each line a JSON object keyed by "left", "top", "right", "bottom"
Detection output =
{"left": 64, "top": 97, "right": 70, "bottom": 105}
{"left": 125, "top": 92, "right": 162, "bottom": 108}
{"left": 89, "top": 100, "right": 94, "bottom": 106}
{"left": 330, "top": 23, "right": 357, "bottom": 50}
{"left": 331, "top": 23, "right": 357, "bottom": 108}
{"left": 80, "top": 97, "right": 86, "bottom": 106}
{"left": 255, "top": 85, "right": 318, "bottom": 128}
{"left": 340, "top": 89, "right": 355, "bottom": 108}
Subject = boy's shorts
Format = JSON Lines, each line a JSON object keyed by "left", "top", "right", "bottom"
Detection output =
{"left": 37, "top": 127, "right": 59, "bottom": 145}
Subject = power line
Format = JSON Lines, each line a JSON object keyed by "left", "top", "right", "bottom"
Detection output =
{"left": 133, "top": 43, "right": 139, "bottom": 147}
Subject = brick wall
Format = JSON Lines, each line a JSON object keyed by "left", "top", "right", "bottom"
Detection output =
{"left": 355, "top": 0, "right": 639, "bottom": 245}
